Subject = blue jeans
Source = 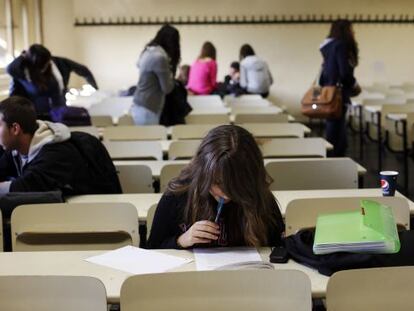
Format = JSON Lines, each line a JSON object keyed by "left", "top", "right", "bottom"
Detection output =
{"left": 130, "top": 105, "right": 161, "bottom": 125}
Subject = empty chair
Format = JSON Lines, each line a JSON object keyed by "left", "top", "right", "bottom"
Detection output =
{"left": 185, "top": 114, "right": 230, "bottom": 124}
{"left": 89, "top": 96, "right": 133, "bottom": 118}
{"left": 258, "top": 138, "right": 326, "bottom": 158}
{"left": 265, "top": 158, "right": 358, "bottom": 191}
{"left": 91, "top": 115, "right": 114, "bottom": 127}
{"left": 160, "top": 163, "right": 187, "bottom": 192}
{"left": 168, "top": 140, "right": 201, "bottom": 160}
{"left": 188, "top": 95, "right": 224, "bottom": 108}
{"left": 224, "top": 94, "right": 263, "bottom": 105}
{"left": 117, "top": 114, "right": 135, "bottom": 126}
{"left": 146, "top": 203, "right": 158, "bottom": 239}
{"left": 11, "top": 203, "right": 139, "bottom": 251}
{"left": 234, "top": 113, "right": 289, "bottom": 124}
{"left": 103, "top": 125, "right": 167, "bottom": 141}
{"left": 242, "top": 123, "right": 305, "bottom": 138}
{"left": 104, "top": 141, "right": 163, "bottom": 160}
{"left": 326, "top": 267, "right": 414, "bottom": 311}
{"left": 116, "top": 164, "right": 154, "bottom": 193}
{"left": 171, "top": 124, "right": 217, "bottom": 140}
{"left": 0, "top": 276, "right": 107, "bottom": 311}
{"left": 121, "top": 270, "right": 312, "bottom": 311}
{"left": 285, "top": 196, "right": 410, "bottom": 236}
{"left": 69, "top": 126, "right": 100, "bottom": 139}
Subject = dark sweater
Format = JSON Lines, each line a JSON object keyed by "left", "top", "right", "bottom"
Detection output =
{"left": 147, "top": 192, "right": 285, "bottom": 249}
{"left": 319, "top": 38, "right": 357, "bottom": 105}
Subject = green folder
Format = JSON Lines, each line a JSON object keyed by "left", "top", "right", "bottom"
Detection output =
{"left": 313, "top": 200, "right": 400, "bottom": 255}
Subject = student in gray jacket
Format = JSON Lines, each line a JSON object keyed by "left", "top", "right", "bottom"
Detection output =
{"left": 239, "top": 44, "right": 273, "bottom": 98}
{"left": 132, "top": 25, "right": 181, "bottom": 125}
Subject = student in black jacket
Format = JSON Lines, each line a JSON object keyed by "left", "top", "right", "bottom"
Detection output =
{"left": 148, "top": 125, "right": 285, "bottom": 249}
{"left": 7, "top": 44, "right": 98, "bottom": 118}
{"left": 319, "top": 19, "right": 359, "bottom": 157}
{"left": 0, "top": 96, "right": 120, "bottom": 195}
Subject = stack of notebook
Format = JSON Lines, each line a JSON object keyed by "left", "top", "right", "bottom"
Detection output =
{"left": 313, "top": 200, "right": 400, "bottom": 255}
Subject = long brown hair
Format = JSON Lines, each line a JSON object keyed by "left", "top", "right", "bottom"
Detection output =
{"left": 328, "top": 19, "right": 359, "bottom": 66}
{"left": 198, "top": 41, "right": 216, "bottom": 60}
{"left": 167, "top": 125, "right": 279, "bottom": 247}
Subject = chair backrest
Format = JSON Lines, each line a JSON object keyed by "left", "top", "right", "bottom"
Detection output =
{"left": 234, "top": 113, "right": 289, "bottom": 124}
{"left": 69, "top": 126, "right": 100, "bottom": 139}
{"left": 0, "top": 276, "right": 107, "bottom": 311}
{"left": 121, "top": 270, "right": 312, "bottom": 311}
{"left": 90, "top": 96, "right": 133, "bottom": 118}
{"left": 168, "top": 140, "right": 201, "bottom": 160}
{"left": 185, "top": 114, "right": 230, "bottom": 124}
{"left": 171, "top": 124, "right": 217, "bottom": 140}
{"left": 224, "top": 94, "right": 263, "bottom": 104}
{"left": 160, "top": 163, "right": 187, "bottom": 192}
{"left": 104, "top": 141, "right": 163, "bottom": 160}
{"left": 188, "top": 95, "right": 224, "bottom": 108}
{"left": 265, "top": 158, "right": 358, "bottom": 190}
{"left": 258, "top": 138, "right": 326, "bottom": 158}
{"left": 117, "top": 114, "right": 135, "bottom": 126}
{"left": 381, "top": 103, "right": 414, "bottom": 124}
{"left": 116, "top": 164, "right": 154, "bottom": 193}
{"left": 326, "top": 267, "right": 414, "bottom": 311}
{"left": 11, "top": 203, "right": 139, "bottom": 251}
{"left": 285, "top": 196, "right": 410, "bottom": 236}
{"left": 146, "top": 203, "right": 158, "bottom": 239}
{"left": 104, "top": 125, "right": 167, "bottom": 141}
{"left": 91, "top": 115, "right": 114, "bottom": 127}
{"left": 242, "top": 123, "right": 305, "bottom": 138}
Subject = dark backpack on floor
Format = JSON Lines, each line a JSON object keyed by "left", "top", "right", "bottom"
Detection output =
{"left": 69, "top": 131, "right": 122, "bottom": 194}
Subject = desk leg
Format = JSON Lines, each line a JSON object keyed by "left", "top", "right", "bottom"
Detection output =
{"left": 402, "top": 120, "right": 409, "bottom": 195}
{"left": 359, "top": 105, "right": 364, "bottom": 159}
{"left": 377, "top": 112, "right": 383, "bottom": 173}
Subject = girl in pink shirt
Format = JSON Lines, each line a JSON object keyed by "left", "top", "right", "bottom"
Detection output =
{"left": 187, "top": 41, "right": 217, "bottom": 95}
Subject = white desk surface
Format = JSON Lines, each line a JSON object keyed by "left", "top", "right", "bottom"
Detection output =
{"left": 113, "top": 158, "right": 366, "bottom": 178}
{"left": 0, "top": 248, "right": 328, "bottom": 303}
{"left": 67, "top": 188, "right": 411, "bottom": 223}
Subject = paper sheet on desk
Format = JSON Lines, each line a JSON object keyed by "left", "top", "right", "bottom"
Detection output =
{"left": 85, "top": 246, "right": 193, "bottom": 275}
{"left": 194, "top": 247, "right": 262, "bottom": 271}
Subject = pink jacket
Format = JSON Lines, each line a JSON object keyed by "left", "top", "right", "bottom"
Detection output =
{"left": 187, "top": 59, "right": 217, "bottom": 95}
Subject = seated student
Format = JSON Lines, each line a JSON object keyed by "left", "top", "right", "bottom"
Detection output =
{"left": 148, "top": 125, "right": 285, "bottom": 249}
{"left": 0, "top": 96, "right": 121, "bottom": 195}
{"left": 239, "top": 44, "right": 273, "bottom": 98}
{"left": 7, "top": 44, "right": 98, "bottom": 119}
{"left": 187, "top": 41, "right": 217, "bottom": 95}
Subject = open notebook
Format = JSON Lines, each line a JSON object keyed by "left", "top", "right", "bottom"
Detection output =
{"left": 194, "top": 247, "right": 274, "bottom": 271}
{"left": 313, "top": 200, "right": 401, "bottom": 255}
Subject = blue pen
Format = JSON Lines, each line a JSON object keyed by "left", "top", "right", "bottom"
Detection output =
{"left": 214, "top": 197, "right": 225, "bottom": 223}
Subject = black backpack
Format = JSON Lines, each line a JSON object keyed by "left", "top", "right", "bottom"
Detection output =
{"left": 69, "top": 131, "right": 122, "bottom": 194}
{"left": 160, "top": 80, "right": 192, "bottom": 126}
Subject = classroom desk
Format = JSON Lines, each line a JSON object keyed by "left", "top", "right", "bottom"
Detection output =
{"left": 0, "top": 248, "right": 328, "bottom": 303}
{"left": 113, "top": 157, "right": 366, "bottom": 179}
{"left": 67, "top": 188, "right": 412, "bottom": 223}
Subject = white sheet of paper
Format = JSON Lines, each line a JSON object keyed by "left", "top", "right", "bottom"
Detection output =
{"left": 85, "top": 246, "right": 193, "bottom": 275}
{"left": 193, "top": 247, "right": 262, "bottom": 271}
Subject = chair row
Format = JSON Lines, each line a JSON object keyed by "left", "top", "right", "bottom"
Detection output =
{"left": 3, "top": 195, "right": 409, "bottom": 252}
{"left": 114, "top": 157, "right": 360, "bottom": 193}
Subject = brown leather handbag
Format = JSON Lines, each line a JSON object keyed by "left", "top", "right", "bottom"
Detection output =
{"left": 301, "top": 69, "right": 343, "bottom": 119}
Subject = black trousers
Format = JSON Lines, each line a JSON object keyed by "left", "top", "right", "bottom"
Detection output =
{"left": 326, "top": 105, "right": 348, "bottom": 157}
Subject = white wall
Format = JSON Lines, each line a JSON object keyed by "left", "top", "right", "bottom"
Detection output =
{"left": 42, "top": 0, "right": 414, "bottom": 115}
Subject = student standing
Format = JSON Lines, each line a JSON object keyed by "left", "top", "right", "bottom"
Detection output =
{"left": 148, "top": 125, "right": 285, "bottom": 249}
{"left": 132, "top": 24, "right": 180, "bottom": 125}
{"left": 187, "top": 41, "right": 217, "bottom": 95}
{"left": 7, "top": 44, "right": 98, "bottom": 119}
{"left": 320, "top": 19, "right": 359, "bottom": 157}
